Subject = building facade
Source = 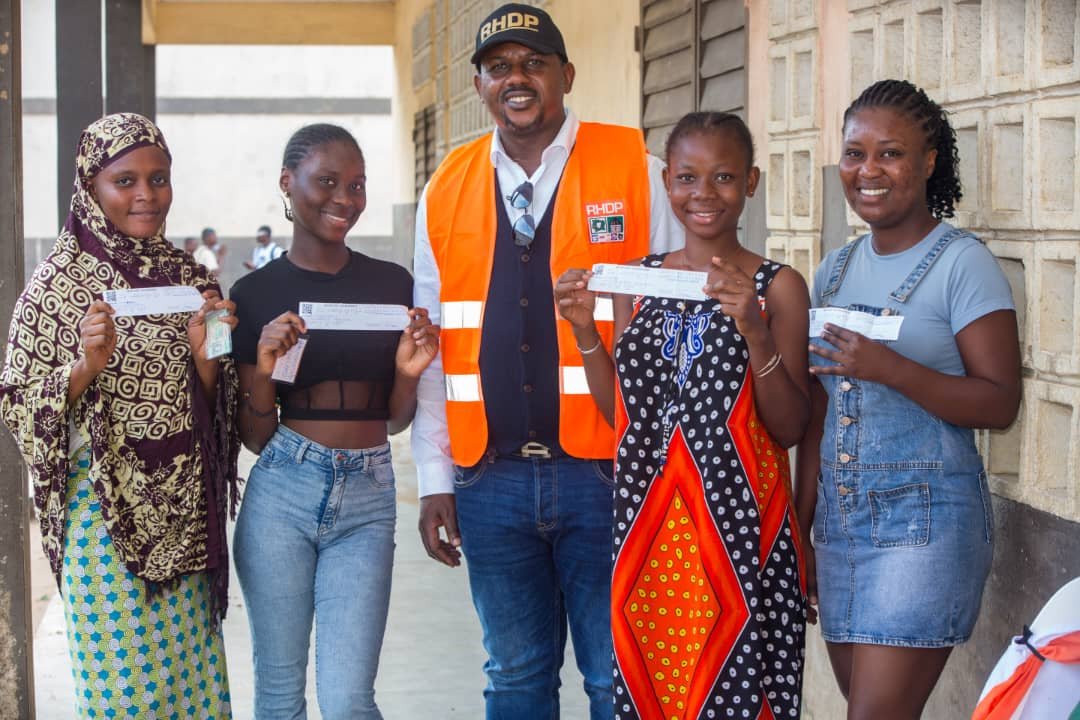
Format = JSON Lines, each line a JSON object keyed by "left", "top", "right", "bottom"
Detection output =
{"left": 21, "top": 2, "right": 396, "bottom": 289}
{"left": 392, "top": 1, "right": 1080, "bottom": 716}
{"left": 2, "top": 1, "right": 1078, "bottom": 716}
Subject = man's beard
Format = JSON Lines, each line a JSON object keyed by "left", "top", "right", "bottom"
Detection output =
{"left": 497, "top": 107, "right": 545, "bottom": 136}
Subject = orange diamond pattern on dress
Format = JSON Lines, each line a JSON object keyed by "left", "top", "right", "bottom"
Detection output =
{"left": 728, "top": 376, "right": 805, "bottom": 586}
{"left": 612, "top": 429, "right": 750, "bottom": 719}
{"left": 622, "top": 488, "right": 721, "bottom": 720}
{"left": 727, "top": 376, "right": 787, "bottom": 512}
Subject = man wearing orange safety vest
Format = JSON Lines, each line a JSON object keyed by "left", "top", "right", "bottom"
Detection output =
{"left": 412, "top": 5, "right": 684, "bottom": 718}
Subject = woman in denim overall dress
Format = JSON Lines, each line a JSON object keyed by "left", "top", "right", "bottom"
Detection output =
{"left": 796, "top": 80, "right": 1021, "bottom": 719}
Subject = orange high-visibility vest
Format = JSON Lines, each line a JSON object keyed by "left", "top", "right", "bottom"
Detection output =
{"left": 426, "top": 122, "right": 652, "bottom": 467}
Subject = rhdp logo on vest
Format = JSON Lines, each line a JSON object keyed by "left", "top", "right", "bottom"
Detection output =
{"left": 586, "top": 200, "right": 625, "bottom": 244}
{"left": 479, "top": 11, "right": 541, "bottom": 42}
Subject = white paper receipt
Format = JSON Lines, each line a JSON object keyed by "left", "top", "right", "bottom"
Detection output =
{"left": 299, "top": 303, "right": 409, "bottom": 331}
{"left": 103, "top": 286, "right": 204, "bottom": 317}
{"left": 271, "top": 338, "right": 308, "bottom": 384}
{"left": 809, "top": 308, "right": 904, "bottom": 341}
{"left": 587, "top": 263, "right": 709, "bottom": 301}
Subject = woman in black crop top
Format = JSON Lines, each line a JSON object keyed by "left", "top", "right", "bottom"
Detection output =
{"left": 229, "top": 124, "right": 438, "bottom": 719}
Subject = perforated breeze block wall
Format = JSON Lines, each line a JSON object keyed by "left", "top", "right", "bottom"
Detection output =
{"left": 761, "top": 2, "right": 1080, "bottom": 715}
{"left": 765, "top": 0, "right": 823, "bottom": 294}
{"left": 766, "top": 0, "right": 1080, "bottom": 523}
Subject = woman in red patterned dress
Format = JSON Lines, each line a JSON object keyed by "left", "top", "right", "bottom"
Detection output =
{"left": 555, "top": 112, "right": 811, "bottom": 719}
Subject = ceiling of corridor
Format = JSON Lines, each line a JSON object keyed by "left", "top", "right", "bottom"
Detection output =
{"left": 143, "top": 0, "right": 397, "bottom": 45}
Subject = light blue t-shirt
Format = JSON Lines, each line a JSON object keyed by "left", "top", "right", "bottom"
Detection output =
{"left": 811, "top": 222, "right": 1015, "bottom": 377}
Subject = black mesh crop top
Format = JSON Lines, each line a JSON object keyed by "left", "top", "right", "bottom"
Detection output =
{"left": 230, "top": 251, "right": 413, "bottom": 421}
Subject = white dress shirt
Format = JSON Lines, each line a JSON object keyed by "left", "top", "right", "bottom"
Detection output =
{"left": 251, "top": 242, "right": 284, "bottom": 269}
{"left": 412, "top": 109, "right": 685, "bottom": 497}
{"left": 192, "top": 244, "right": 219, "bottom": 272}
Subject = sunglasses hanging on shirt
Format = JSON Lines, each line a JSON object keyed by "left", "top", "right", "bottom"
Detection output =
{"left": 508, "top": 181, "right": 536, "bottom": 248}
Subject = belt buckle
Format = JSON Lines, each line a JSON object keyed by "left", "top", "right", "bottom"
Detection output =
{"left": 518, "top": 441, "right": 552, "bottom": 459}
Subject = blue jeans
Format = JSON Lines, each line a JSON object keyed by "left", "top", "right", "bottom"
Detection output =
{"left": 234, "top": 424, "right": 396, "bottom": 720}
{"left": 454, "top": 455, "right": 615, "bottom": 720}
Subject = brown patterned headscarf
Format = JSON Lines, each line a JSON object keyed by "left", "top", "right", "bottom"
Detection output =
{"left": 0, "top": 113, "right": 238, "bottom": 623}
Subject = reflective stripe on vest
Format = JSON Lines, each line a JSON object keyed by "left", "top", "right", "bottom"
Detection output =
{"left": 445, "top": 374, "right": 482, "bottom": 402}
{"left": 426, "top": 122, "right": 652, "bottom": 466}
{"left": 594, "top": 297, "right": 614, "bottom": 322}
{"left": 560, "top": 366, "right": 591, "bottom": 395}
{"left": 441, "top": 301, "right": 484, "bottom": 330}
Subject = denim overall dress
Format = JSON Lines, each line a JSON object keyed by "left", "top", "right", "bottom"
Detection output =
{"left": 811, "top": 228, "right": 994, "bottom": 647}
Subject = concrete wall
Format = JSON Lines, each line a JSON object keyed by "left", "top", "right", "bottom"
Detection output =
{"left": 388, "top": 6, "right": 1080, "bottom": 714}
{"left": 21, "top": 1, "right": 395, "bottom": 289}
{"left": 390, "top": 0, "right": 643, "bottom": 267}
{"left": 393, "top": 0, "right": 643, "bottom": 200}
{"left": 20, "top": 1, "right": 1079, "bottom": 715}
{"left": 747, "top": 1, "right": 1080, "bottom": 717}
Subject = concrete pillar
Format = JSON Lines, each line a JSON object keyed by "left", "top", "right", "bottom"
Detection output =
{"left": 55, "top": 0, "right": 102, "bottom": 228}
{"left": 105, "top": 0, "right": 155, "bottom": 120}
{"left": 0, "top": 0, "right": 35, "bottom": 717}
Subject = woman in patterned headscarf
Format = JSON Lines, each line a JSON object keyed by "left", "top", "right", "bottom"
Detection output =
{"left": 0, "top": 113, "right": 238, "bottom": 718}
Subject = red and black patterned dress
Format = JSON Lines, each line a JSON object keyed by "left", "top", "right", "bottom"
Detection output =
{"left": 611, "top": 255, "right": 806, "bottom": 720}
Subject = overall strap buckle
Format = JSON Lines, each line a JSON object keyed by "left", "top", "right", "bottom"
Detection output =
{"left": 820, "top": 235, "right": 866, "bottom": 301}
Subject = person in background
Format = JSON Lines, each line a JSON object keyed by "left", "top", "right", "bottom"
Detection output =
{"left": 230, "top": 123, "right": 439, "bottom": 719}
{"left": 796, "top": 79, "right": 1021, "bottom": 720}
{"left": 193, "top": 226, "right": 220, "bottom": 272}
{"left": 0, "top": 112, "right": 238, "bottom": 719}
{"left": 184, "top": 236, "right": 198, "bottom": 255}
{"left": 555, "top": 111, "right": 810, "bottom": 720}
{"left": 243, "top": 224, "right": 285, "bottom": 271}
{"left": 412, "top": 4, "right": 684, "bottom": 718}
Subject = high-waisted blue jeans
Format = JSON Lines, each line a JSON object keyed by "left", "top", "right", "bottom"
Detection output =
{"left": 234, "top": 424, "right": 396, "bottom": 720}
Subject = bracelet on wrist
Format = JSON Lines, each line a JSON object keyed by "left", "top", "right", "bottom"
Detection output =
{"left": 243, "top": 392, "right": 278, "bottom": 418}
{"left": 754, "top": 352, "right": 783, "bottom": 378}
{"left": 576, "top": 338, "right": 603, "bottom": 355}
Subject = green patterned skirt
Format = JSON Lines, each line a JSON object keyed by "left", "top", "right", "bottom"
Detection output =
{"left": 61, "top": 447, "right": 232, "bottom": 719}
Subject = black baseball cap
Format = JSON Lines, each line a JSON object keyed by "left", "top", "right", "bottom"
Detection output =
{"left": 471, "top": 3, "right": 568, "bottom": 68}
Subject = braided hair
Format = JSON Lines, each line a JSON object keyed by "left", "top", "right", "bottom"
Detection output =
{"left": 843, "top": 79, "right": 961, "bottom": 219}
{"left": 282, "top": 123, "right": 364, "bottom": 170}
{"left": 665, "top": 111, "right": 756, "bottom": 170}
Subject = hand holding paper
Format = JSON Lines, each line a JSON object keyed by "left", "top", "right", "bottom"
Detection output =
{"left": 187, "top": 290, "right": 237, "bottom": 363}
{"left": 271, "top": 338, "right": 308, "bottom": 384}
{"left": 703, "top": 256, "right": 766, "bottom": 340}
{"left": 395, "top": 307, "right": 440, "bottom": 379}
{"left": 809, "top": 308, "right": 903, "bottom": 341}
{"left": 587, "top": 263, "right": 709, "bottom": 301}
{"left": 204, "top": 310, "right": 233, "bottom": 360}
{"left": 78, "top": 300, "right": 118, "bottom": 376}
{"left": 103, "top": 286, "right": 205, "bottom": 316}
{"left": 554, "top": 268, "right": 598, "bottom": 330}
{"left": 255, "top": 311, "right": 307, "bottom": 380}
{"left": 809, "top": 312, "right": 905, "bottom": 384}
{"left": 299, "top": 302, "right": 409, "bottom": 331}
{"left": 266, "top": 303, "right": 414, "bottom": 383}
